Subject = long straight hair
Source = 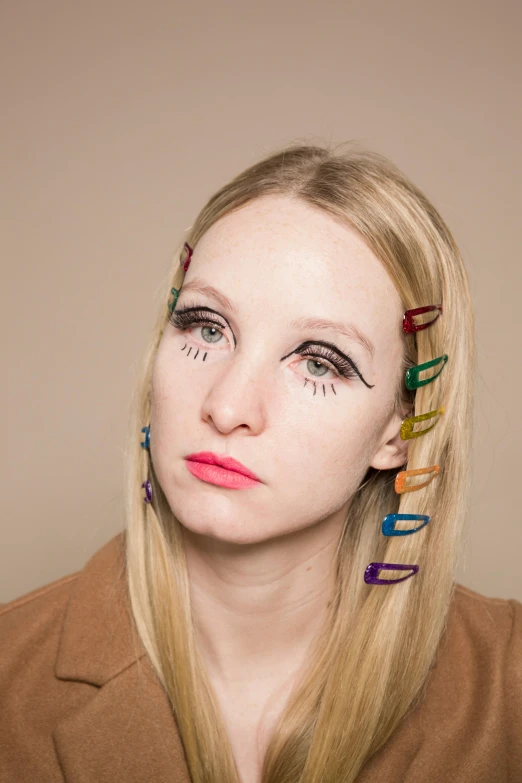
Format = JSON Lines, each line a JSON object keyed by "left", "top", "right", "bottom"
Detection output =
{"left": 123, "top": 143, "right": 475, "bottom": 782}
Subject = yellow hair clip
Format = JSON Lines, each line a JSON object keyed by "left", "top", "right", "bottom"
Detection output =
{"left": 400, "top": 407, "right": 444, "bottom": 440}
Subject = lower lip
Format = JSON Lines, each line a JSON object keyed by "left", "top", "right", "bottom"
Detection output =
{"left": 185, "top": 460, "right": 261, "bottom": 489}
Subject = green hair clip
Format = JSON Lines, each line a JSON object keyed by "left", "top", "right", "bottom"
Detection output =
{"left": 168, "top": 287, "right": 180, "bottom": 312}
{"left": 405, "top": 354, "right": 448, "bottom": 390}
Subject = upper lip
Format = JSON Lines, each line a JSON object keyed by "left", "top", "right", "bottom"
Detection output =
{"left": 185, "top": 452, "right": 261, "bottom": 482}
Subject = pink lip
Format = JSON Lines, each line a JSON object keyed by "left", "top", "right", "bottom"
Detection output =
{"left": 186, "top": 461, "right": 260, "bottom": 489}
{"left": 186, "top": 452, "right": 261, "bottom": 480}
{"left": 185, "top": 452, "right": 262, "bottom": 489}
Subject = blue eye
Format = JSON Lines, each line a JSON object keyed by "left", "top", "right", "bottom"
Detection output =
{"left": 297, "top": 346, "right": 360, "bottom": 382}
{"left": 169, "top": 308, "right": 226, "bottom": 341}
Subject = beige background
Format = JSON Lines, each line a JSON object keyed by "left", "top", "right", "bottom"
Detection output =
{"left": 2, "top": 0, "right": 521, "bottom": 602}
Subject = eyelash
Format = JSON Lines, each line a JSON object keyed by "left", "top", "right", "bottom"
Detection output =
{"left": 168, "top": 306, "right": 364, "bottom": 389}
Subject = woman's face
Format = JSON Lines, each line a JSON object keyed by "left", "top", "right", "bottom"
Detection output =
{"left": 150, "top": 195, "right": 408, "bottom": 545}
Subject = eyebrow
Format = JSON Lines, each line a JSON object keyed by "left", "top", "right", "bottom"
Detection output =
{"left": 179, "top": 278, "right": 375, "bottom": 360}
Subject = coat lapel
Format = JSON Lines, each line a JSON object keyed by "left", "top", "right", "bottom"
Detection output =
{"left": 52, "top": 533, "right": 191, "bottom": 782}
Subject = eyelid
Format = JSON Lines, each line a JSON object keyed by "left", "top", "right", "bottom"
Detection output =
{"left": 173, "top": 303, "right": 236, "bottom": 346}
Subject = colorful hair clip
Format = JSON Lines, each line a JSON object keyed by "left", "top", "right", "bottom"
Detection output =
{"left": 395, "top": 465, "right": 440, "bottom": 494}
{"left": 364, "top": 562, "right": 419, "bottom": 585}
{"left": 400, "top": 407, "right": 444, "bottom": 440}
{"left": 382, "top": 513, "right": 430, "bottom": 536}
{"left": 180, "top": 242, "right": 193, "bottom": 272}
{"left": 168, "top": 287, "right": 180, "bottom": 313}
{"left": 141, "top": 480, "right": 152, "bottom": 503}
{"left": 405, "top": 354, "right": 448, "bottom": 390}
{"left": 403, "top": 304, "right": 443, "bottom": 334}
{"left": 140, "top": 426, "right": 150, "bottom": 450}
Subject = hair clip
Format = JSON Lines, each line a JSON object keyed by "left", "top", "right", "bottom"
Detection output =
{"left": 382, "top": 513, "right": 430, "bottom": 536}
{"left": 395, "top": 465, "right": 440, "bottom": 493}
{"left": 168, "top": 287, "right": 180, "bottom": 313}
{"left": 405, "top": 354, "right": 448, "bottom": 390}
{"left": 141, "top": 480, "right": 152, "bottom": 503}
{"left": 364, "top": 562, "right": 419, "bottom": 585}
{"left": 400, "top": 407, "right": 444, "bottom": 440}
{"left": 403, "top": 304, "right": 443, "bottom": 334}
{"left": 140, "top": 426, "right": 150, "bottom": 449}
{"left": 180, "top": 242, "right": 193, "bottom": 272}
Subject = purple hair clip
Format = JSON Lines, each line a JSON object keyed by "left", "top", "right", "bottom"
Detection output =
{"left": 364, "top": 562, "right": 419, "bottom": 585}
{"left": 180, "top": 242, "right": 193, "bottom": 272}
{"left": 141, "top": 480, "right": 152, "bottom": 504}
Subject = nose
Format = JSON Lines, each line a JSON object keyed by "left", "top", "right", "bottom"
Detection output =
{"left": 200, "top": 348, "right": 270, "bottom": 436}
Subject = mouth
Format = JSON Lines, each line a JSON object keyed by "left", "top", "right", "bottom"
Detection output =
{"left": 185, "top": 451, "right": 261, "bottom": 482}
{"left": 185, "top": 452, "right": 262, "bottom": 490}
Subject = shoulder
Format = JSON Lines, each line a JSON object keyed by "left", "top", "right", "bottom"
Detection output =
{"left": 0, "top": 570, "right": 80, "bottom": 656}
{"left": 421, "top": 583, "right": 522, "bottom": 775}
{"left": 0, "top": 534, "right": 128, "bottom": 675}
{"left": 0, "top": 535, "right": 149, "bottom": 781}
{"left": 450, "top": 583, "right": 521, "bottom": 663}
{"left": 442, "top": 583, "right": 521, "bottom": 680}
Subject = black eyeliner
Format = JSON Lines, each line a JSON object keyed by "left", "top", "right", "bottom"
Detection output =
{"left": 281, "top": 341, "right": 374, "bottom": 388}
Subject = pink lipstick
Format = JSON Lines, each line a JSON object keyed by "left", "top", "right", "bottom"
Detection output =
{"left": 185, "top": 452, "right": 261, "bottom": 489}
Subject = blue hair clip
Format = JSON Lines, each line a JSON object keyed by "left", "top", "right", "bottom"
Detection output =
{"left": 382, "top": 513, "right": 430, "bottom": 536}
{"left": 140, "top": 426, "right": 150, "bottom": 449}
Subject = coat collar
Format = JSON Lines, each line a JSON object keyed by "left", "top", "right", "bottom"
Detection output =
{"left": 55, "top": 531, "right": 146, "bottom": 685}
{"left": 53, "top": 532, "right": 191, "bottom": 782}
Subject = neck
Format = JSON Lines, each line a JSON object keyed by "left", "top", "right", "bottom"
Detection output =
{"left": 182, "top": 509, "right": 346, "bottom": 687}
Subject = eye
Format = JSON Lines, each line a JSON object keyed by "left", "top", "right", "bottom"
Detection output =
{"left": 169, "top": 308, "right": 228, "bottom": 346}
{"left": 294, "top": 346, "right": 360, "bottom": 384}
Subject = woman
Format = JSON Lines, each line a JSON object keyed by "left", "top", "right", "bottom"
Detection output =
{"left": 1, "top": 143, "right": 520, "bottom": 783}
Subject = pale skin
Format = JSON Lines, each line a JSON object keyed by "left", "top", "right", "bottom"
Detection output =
{"left": 150, "top": 194, "right": 410, "bottom": 780}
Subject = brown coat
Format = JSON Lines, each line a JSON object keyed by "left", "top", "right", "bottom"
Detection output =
{"left": 1, "top": 533, "right": 521, "bottom": 783}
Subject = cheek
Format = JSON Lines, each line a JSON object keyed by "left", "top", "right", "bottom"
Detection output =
{"left": 279, "top": 399, "right": 372, "bottom": 486}
{"left": 149, "top": 347, "right": 195, "bottom": 469}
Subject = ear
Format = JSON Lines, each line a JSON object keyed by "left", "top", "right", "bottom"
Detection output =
{"left": 369, "top": 409, "right": 410, "bottom": 471}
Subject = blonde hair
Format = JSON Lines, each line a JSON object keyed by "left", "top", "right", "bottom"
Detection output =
{"left": 124, "top": 142, "right": 475, "bottom": 782}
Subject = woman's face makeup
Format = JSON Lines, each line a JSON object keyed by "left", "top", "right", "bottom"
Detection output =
{"left": 150, "top": 194, "right": 407, "bottom": 544}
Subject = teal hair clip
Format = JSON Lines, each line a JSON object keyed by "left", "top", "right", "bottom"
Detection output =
{"left": 405, "top": 354, "right": 448, "bottom": 390}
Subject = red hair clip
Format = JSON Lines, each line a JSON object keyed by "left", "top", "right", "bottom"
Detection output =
{"left": 403, "top": 304, "right": 443, "bottom": 334}
{"left": 180, "top": 242, "right": 193, "bottom": 272}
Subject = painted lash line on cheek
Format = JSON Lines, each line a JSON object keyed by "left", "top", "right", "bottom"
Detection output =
{"left": 182, "top": 343, "right": 208, "bottom": 361}
{"left": 303, "top": 378, "right": 337, "bottom": 396}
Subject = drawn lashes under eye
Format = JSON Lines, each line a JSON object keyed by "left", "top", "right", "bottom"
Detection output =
{"left": 169, "top": 305, "right": 374, "bottom": 389}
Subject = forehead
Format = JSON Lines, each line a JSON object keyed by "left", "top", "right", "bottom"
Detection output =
{"left": 187, "top": 195, "right": 403, "bottom": 343}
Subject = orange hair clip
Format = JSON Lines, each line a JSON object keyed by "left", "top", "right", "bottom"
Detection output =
{"left": 395, "top": 465, "right": 440, "bottom": 494}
